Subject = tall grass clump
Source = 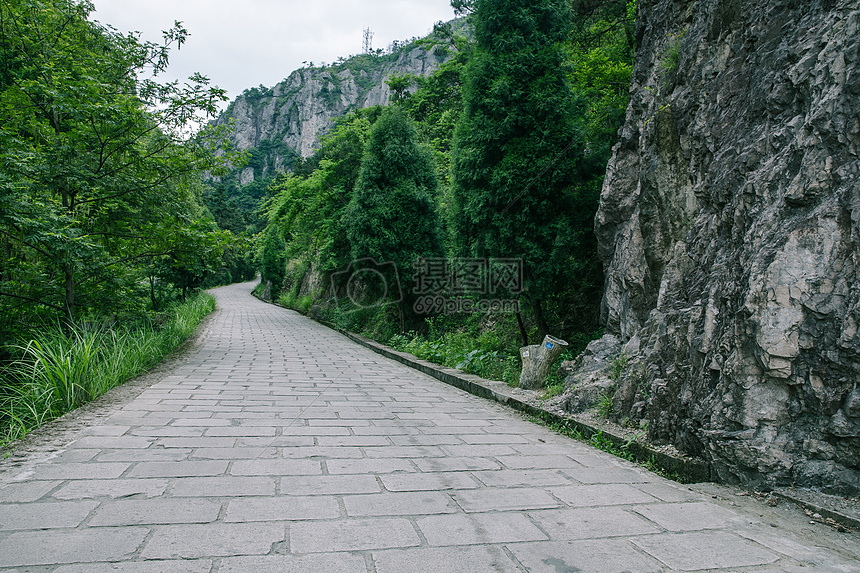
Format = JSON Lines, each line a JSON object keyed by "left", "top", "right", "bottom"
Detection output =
{"left": 0, "top": 292, "right": 215, "bottom": 446}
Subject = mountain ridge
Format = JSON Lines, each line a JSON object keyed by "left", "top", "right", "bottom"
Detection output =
{"left": 212, "top": 25, "right": 463, "bottom": 185}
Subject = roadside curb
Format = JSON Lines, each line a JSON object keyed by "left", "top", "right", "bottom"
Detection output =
{"left": 773, "top": 489, "right": 860, "bottom": 531}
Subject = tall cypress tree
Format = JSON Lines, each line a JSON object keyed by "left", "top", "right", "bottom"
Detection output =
{"left": 344, "top": 106, "right": 443, "bottom": 316}
{"left": 451, "top": 0, "right": 586, "bottom": 340}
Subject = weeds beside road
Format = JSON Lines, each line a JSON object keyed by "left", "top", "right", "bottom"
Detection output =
{"left": 0, "top": 293, "right": 215, "bottom": 447}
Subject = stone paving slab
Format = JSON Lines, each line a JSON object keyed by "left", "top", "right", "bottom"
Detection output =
{"left": 0, "top": 480, "right": 61, "bottom": 503}
{"left": 0, "top": 280, "right": 857, "bottom": 572}
{"left": 416, "top": 512, "right": 548, "bottom": 546}
{"left": 218, "top": 554, "right": 367, "bottom": 573}
{"left": 290, "top": 517, "right": 421, "bottom": 553}
{"left": 139, "top": 522, "right": 285, "bottom": 559}
{"left": 508, "top": 539, "right": 664, "bottom": 573}
{"left": 631, "top": 531, "right": 781, "bottom": 570}
{"left": 87, "top": 497, "right": 222, "bottom": 526}
{"left": 0, "top": 500, "right": 98, "bottom": 530}
{"left": 223, "top": 495, "right": 340, "bottom": 522}
{"left": 374, "top": 546, "right": 521, "bottom": 573}
{"left": 0, "top": 527, "right": 149, "bottom": 567}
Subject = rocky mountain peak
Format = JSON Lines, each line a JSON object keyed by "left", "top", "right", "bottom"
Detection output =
{"left": 213, "top": 40, "right": 454, "bottom": 184}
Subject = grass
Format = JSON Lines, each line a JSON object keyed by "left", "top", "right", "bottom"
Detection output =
{"left": 382, "top": 315, "right": 590, "bottom": 393}
{"left": 278, "top": 292, "right": 314, "bottom": 314}
{"left": 659, "top": 37, "right": 681, "bottom": 74}
{"left": 658, "top": 30, "right": 685, "bottom": 90}
{"left": 609, "top": 351, "right": 629, "bottom": 382}
{"left": 597, "top": 390, "right": 614, "bottom": 418}
{"left": 538, "top": 348, "right": 576, "bottom": 399}
{"left": 385, "top": 321, "right": 522, "bottom": 387}
{"left": 0, "top": 292, "right": 215, "bottom": 447}
{"left": 592, "top": 350, "right": 629, "bottom": 419}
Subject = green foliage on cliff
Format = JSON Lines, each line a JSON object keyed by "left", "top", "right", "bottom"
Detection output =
{"left": 326, "top": 38, "right": 427, "bottom": 93}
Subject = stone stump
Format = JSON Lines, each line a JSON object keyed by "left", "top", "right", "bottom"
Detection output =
{"left": 519, "top": 335, "right": 568, "bottom": 390}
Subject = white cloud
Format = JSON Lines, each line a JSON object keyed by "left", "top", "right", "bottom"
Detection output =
{"left": 92, "top": 0, "right": 456, "bottom": 103}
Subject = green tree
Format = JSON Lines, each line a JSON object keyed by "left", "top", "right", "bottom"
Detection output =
{"left": 567, "top": 0, "right": 636, "bottom": 160}
{"left": 343, "top": 107, "right": 443, "bottom": 316}
{"left": 386, "top": 73, "right": 418, "bottom": 104}
{"left": 402, "top": 30, "right": 471, "bottom": 197}
{"left": 450, "top": 0, "right": 590, "bottom": 341}
{"left": 549, "top": 1, "right": 635, "bottom": 337}
{"left": 162, "top": 221, "right": 233, "bottom": 297}
{"left": 0, "top": 0, "right": 228, "bottom": 328}
{"left": 569, "top": 0, "right": 636, "bottom": 56}
{"left": 204, "top": 185, "right": 248, "bottom": 235}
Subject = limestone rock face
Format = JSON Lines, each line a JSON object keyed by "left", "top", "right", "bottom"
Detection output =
{"left": 214, "top": 45, "right": 448, "bottom": 181}
{"left": 579, "top": 0, "right": 860, "bottom": 493}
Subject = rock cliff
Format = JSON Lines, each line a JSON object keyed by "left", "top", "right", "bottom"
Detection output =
{"left": 567, "top": 0, "right": 860, "bottom": 494}
{"left": 214, "top": 43, "right": 450, "bottom": 183}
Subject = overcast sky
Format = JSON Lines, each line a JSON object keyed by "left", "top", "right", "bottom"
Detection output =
{"left": 92, "top": 0, "right": 457, "bottom": 106}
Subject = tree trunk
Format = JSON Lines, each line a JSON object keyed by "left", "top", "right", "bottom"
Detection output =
{"left": 519, "top": 334, "right": 568, "bottom": 390}
{"left": 515, "top": 310, "right": 528, "bottom": 346}
{"left": 149, "top": 275, "right": 159, "bottom": 311}
{"left": 60, "top": 169, "right": 76, "bottom": 326}
{"left": 0, "top": 238, "right": 9, "bottom": 284}
{"left": 532, "top": 298, "right": 549, "bottom": 341}
{"left": 63, "top": 262, "right": 75, "bottom": 326}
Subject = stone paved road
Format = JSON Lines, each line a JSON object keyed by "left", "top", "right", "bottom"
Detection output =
{"left": 1, "top": 280, "right": 858, "bottom": 572}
